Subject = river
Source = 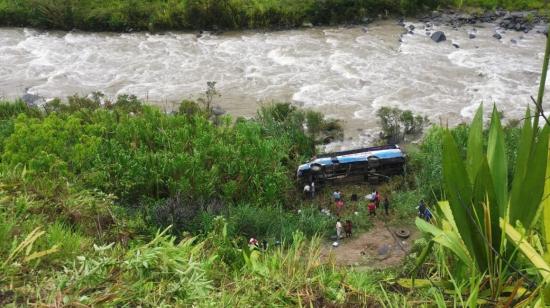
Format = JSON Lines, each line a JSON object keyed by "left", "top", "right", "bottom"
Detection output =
{"left": 0, "top": 20, "right": 548, "bottom": 148}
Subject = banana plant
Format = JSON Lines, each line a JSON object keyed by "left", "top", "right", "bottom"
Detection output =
{"left": 412, "top": 103, "right": 549, "bottom": 303}
{"left": 440, "top": 104, "right": 548, "bottom": 273}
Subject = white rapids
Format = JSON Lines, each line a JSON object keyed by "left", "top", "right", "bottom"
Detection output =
{"left": 0, "top": 20, "right": 548, "bottom": 147}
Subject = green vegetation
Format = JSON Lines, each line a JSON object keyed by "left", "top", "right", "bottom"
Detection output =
{"left": 2, "top": 88, "right": 546, "bottom": 305}
{"left": 2, "top": 25, "right": 550, "bottom": 308}
{"left": 0, "top": 0, "right": 547, "bottom": 31}
{"left": 377, "top": 106, "right": 428, "bottom": 144}
{"left": 2, "top": 91, "right": 550, "bottom": 305}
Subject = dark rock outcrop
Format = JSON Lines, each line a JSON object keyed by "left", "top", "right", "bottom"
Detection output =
{"left": 498, "top": 11, "right": 541, "bottom": 33}
{"left": 431, "top": 31, "right": 446, "bottom": 43}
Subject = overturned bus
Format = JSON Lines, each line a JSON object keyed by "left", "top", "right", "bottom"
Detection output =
{"left": 297, "top": 145, "right": 406, "bottom": 184}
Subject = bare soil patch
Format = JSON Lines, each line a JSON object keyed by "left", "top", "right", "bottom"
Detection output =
{"left": 320, "top": 220, "right": 419, "bottom": 268}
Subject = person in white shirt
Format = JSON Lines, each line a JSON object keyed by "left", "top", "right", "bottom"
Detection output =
{"left": 303, "top": 184, "right": 311, "bottom": 200}
{"left": 336, "top": 219, "right": 343, "bottom": 240}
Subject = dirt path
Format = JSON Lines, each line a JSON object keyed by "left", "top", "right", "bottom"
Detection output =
{"left": 320, "top": 220, "right": 419, "bottom": 268}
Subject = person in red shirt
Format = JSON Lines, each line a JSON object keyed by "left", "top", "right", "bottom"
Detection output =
{"left": 336, "top": 199, "right": 344, "bottom": 215}
{"left": 368, "top": 202, "right": 376, "bottom": 216}
{"left": 374, "top": 190, "right": 381, "bottom": 208}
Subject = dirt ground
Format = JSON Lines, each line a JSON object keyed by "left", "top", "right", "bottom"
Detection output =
{"left": 320, "top": 220, "right": 419, "bottom": 268}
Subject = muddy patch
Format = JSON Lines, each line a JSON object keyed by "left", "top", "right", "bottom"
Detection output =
{"left": 320, "top": 221, "right": 418, "bottom": 268}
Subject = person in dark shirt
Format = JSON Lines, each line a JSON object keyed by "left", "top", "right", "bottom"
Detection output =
{"left": 418, "top": 199, "right": 426, "bottom": 218}
{"left": 344, "top": 220, "right": 353, "bottom": 238}
{"left": 383, "top": 197, "right": 390, "bottom": 215}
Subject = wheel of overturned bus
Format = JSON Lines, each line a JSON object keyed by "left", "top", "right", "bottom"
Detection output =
{"left": 395, "top": 229, "right": 410, "bottom": 239}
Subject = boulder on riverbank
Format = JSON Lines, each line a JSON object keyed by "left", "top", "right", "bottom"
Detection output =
{"left": 498, "top": 11, "right": 541, "bottom": 33}
{"left": 418, "top": 9, "right": 545, "bottom": 34}
{"left": 431, "top": 31, "right": 446, "bottom": 43}
{"left": 21, "top": 89, "right": 45, "bottom": 106}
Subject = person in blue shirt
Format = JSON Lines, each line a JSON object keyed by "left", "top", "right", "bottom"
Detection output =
{"left": 423, "top": 207, "right": 432, "bottom": 222}
{"left": 417, "top": 199, "right": 426, "bottom": 218}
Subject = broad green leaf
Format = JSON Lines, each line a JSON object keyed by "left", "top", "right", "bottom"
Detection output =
{"left": 513, "top": 107, "right": 533, "bottom": 182}
{"left": 442, "top": 130, "right": 487, "bottom": 270}
{"left": 397, "top": 278, "right": 432, "bottom": 288}
{"left": 472, "top": 158, "right": 500, "bottom": 253}
{"left": 416, "top": 217, "right": 472, "bottom": 265}
{"left": 438, "top": 201, "right": 459, "bottom": 232}
{"left": 487, "top": 105, "right": 508, "bottom": 218}
{"left": 509, "top": 126, "right": 549, "bottom": 228}
{"left": 543, "top": 133, "right": 550, "bottom": 259}
{"left": 466, "top": 104, "right": 484, "bottom": 184}
{"left": 501, "top": 218, "right": 550, "bottom": 282}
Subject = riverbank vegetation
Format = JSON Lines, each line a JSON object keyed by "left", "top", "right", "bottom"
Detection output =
{"left": 0, "top": 0, "right": 547, "bottom": 31}
{"left": 1, "top": 85, "right": 549, "bottom": 305}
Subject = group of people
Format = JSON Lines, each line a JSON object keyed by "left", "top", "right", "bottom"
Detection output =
{"left": 366, "top": 190, "right": 390, "bottom": 217}
{"left": 335, "top": 218, "right": 353, "bottom": 240}
{"left": 332, "top": 189, "right": 393, "bottom": 243}
{"left": 303, "top": 181, "right": 316, "bottom": 199}
{"left": 304, "top": 183, "right": 434, "bottom": 245}
{"left": 332, "top": 190, "right": 389, "bottom": 215}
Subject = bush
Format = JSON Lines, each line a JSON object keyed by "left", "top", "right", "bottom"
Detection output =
{"left": 376, "top": 107, "right": 428, "bottom": 144}
{"left": 227, "top": 204, "right": 333, "bottom": 242}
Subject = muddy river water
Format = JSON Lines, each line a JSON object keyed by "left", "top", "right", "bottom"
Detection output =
{"left": 0, "top": 20, "right": 548, "bottom": 147}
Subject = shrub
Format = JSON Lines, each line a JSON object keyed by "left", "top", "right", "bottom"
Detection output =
{"left": 376, "top": 107, "right": 428, "bottom": 144}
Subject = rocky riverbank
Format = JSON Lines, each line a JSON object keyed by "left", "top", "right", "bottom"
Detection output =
{"left": 416, "top": 9, "right": 547, "bottom": 33}
{"left": 394, "top": 9, "right": 548, "bottom": 46}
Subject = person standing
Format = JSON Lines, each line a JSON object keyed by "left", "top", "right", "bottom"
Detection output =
{"left": 311, "top": 181, "right": 315, "bottom": 199}
{"left": 336, "top": 199, "right": 345, "bottom": 215}
{"left": 249, "top": 237, "right": 259, "bottom": 249}
{"left": 344, "top": 220, "right": 353, "bottom": 238}
{"left": 374, "top": 190, "right": 381, "bottom": 208}
{"left": 383, "top": 197, "right": 390, "bottom": 215}
{"left": 368, "top": 201, "right": 376, "bottom": 216}
{"left": 418, "top": 199, "right": 426, "bottom": 218}
{"left": 333, "top": 190, "right": 341, "bottom": 201}
{"left": 303, "top": 184, "right": 311, "bottom": 200}
{"left": 424, "top": 207, "right": 433, "bottom": 222}
{"left": 336, "top": 219, "right": 343, "bottom": 240}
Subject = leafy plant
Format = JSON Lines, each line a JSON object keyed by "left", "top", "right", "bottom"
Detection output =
{"left": 376, "top": 107, "right": 428, "bottom": 144}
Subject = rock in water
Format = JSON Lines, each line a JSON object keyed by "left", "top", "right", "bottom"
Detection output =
{"left": 452, "top": 42, "right": 460, "bottom": 48}
{"left": 212, "top": 106, "right": 226, "bottom": 116}
{"left": 408, "top": 24, "right": 415, "bottom": 31}
{"left": 431, "top": 31, "right": 446, "bottom": 43}
{"left": 493, "top": 33, "right": 502, "bottom": 40}
{"left": 469, "top": 33, "right": 476, "bottom": 39}
{"left": 511, "top": 38, "right": 518, "bottom": 44}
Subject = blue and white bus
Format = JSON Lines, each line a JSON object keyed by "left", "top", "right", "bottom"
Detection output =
{"left": 297, "top": 145, "right": 406, "bottom": 184}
